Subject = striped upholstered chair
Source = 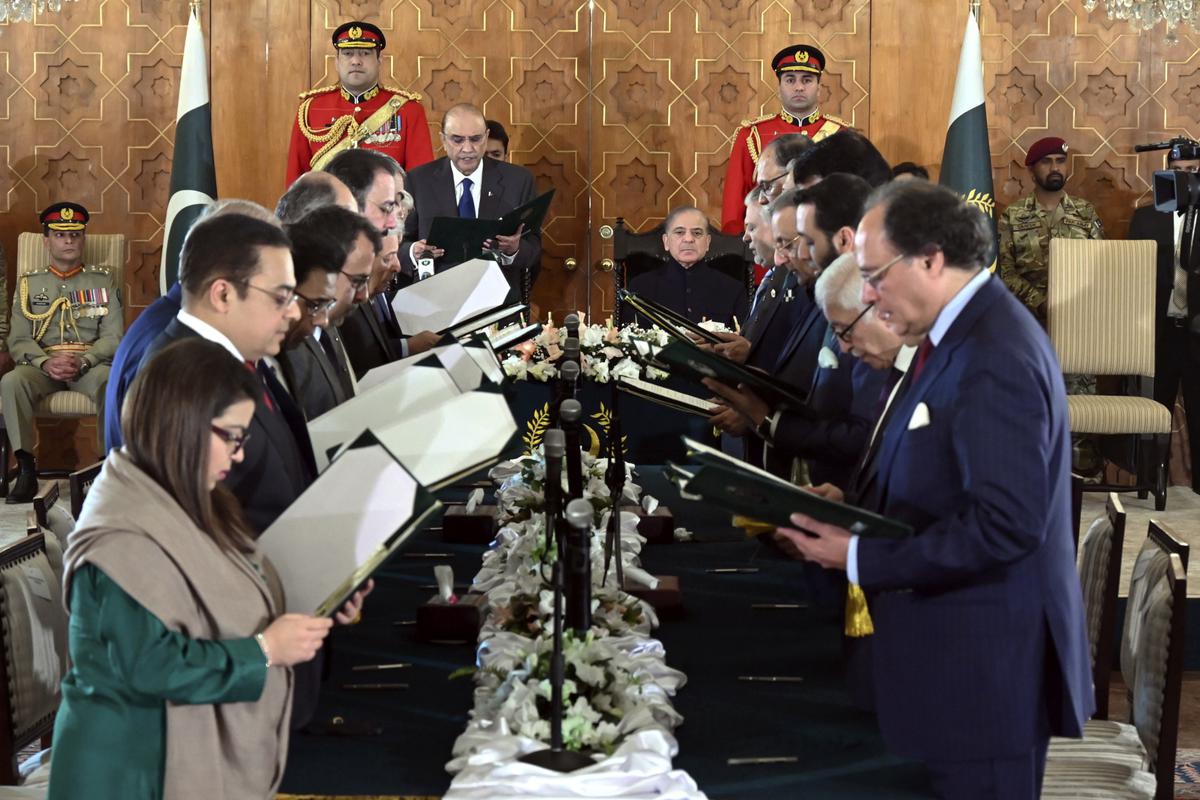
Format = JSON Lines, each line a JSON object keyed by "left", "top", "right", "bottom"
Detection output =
{"left": 1043, "top": 521, "right": 1188, "bottom": 800}
{"left": 1075, "top": 493, "right": 1126, "bottom": 720}
{"left": 1046, "top": 239, "right": 1171, "bottom": 511}
{"left": 0, "top": 232, "right": 125, "bottom": 494}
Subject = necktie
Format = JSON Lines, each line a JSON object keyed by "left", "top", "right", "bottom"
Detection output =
{"left": 748, "top": 267, "right": 775, "bottom": 319}
{"left": 876, "top": 366, "right": 904, "bottom": 417}
{"left": 910, "top": 338, "right": 935, "bottom": 383}
{"left": 458, "top": 177, "right": 476, "bottom": 219}
{"left": 245, "top": 361, "right": 275, "bottom": 412}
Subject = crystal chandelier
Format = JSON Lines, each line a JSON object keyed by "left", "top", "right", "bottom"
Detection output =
{"left": 0, "top": 0, "right": 80, "bottom": 23}
{"left": 1083, "top": 0, "right": 1198, "bottom": 33}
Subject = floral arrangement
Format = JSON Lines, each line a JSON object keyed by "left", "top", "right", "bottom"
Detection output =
{"left": 446, "top": 444, "right": 689, "bottom": 773}
{"left": 497, "top": 314, "right": 731, "bottom": 384}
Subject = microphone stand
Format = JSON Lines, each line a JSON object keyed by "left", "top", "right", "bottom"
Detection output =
{"left": 517, "top": 437, "right": 592, "bottom": 773}
{"left": 563, "top": 497, "right": 594, "bottom": 638}
{"left": 559, "top": 398, "right": 585, "bottom": 501}
{"left": 602, "top": 379, "right": 626, "bottom": 589}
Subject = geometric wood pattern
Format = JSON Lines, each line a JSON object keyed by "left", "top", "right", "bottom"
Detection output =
{"left": 3, "top": 0, "right": 1199, "bottom": 323}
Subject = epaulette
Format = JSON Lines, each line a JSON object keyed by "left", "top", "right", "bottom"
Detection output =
{"left": 823, "top": 113, "right": 852, "bottom": 128}
{"left": 85, "top": 265, "right": 111, "bottom": 275}
{"left": 21, "top": 269, "right": 47, "bottom": 278}
{"left": 736, "top": 112, "right": 776, "bottom": 132}
{"left": 384, "top": 86, "right": 422, "bottom": 103}
{"left": 298, "top": 84, "right": 339, "bottom": 100}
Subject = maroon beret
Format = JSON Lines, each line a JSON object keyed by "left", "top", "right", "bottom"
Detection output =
{"left": 1025, "top": 137, "right": 1068, "bottom": 167}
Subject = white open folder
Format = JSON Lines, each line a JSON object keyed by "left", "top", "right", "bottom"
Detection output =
{"left": 339, "top": 386, "right": 519, "bottom": 490}
{"left": 308, "top": 362, "right": 465, "bottom": 471}
{"left": 357, "top": 340, "right": 490, "bottom": 396}
{"left": 257, "top": 436, "right": 440, "bottom": 616}
{"left": 392, "top": 258, "right": 511, "bottom": 334}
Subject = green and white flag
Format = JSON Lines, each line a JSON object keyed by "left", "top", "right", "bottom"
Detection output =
{"left": 160, "top": 4, "right": 217, "bottom": 292}
{"left": 939, "top": 9, "right": 997, "bottom": 261}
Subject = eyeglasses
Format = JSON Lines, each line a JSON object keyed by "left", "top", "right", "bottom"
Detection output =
{"left": 340, "top": 269, "right": 371, "bottom": 291}
{"left": 239, "top": 281, "right": 297, "bottom": 310}
{"left": 370, "top": 199, "right": 399, "bottom": 216}
{"left": 294, "top": 290, "right": 337, "bottom": 316}
{"left": 860, "top": 253, "right": 910, "bottom": 288}
{"left": 211, "top": 425, "right": 250, "bottom": 456}
{"left": 832, "top": 304, "right": 874, "bottom": 343}
{"left": 756, "top": 171, "right": 788, "bottom": 194}
{"left": 775, "top": 232, "right": 804, "bottom": 255}
{"left": 444, "top": 134, "right": 486, "bottom": 146}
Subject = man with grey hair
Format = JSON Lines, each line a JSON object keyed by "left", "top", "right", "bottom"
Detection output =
{"left": 777, "top": 180, "right": 1092, "bottom": 796}
{"left": 621, "top": 204, "right": 748, "bottom": 327}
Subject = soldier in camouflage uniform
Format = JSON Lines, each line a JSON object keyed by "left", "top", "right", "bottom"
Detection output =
{"left": 1, "top": 203, "right": 124, "bottom": 503}
{"left": 998, "top": 137, "right": 1105, "bottom": 478}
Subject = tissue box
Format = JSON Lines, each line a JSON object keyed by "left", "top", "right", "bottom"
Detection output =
{"left": 442, "top": 505, "right": 499, "bottom": 544}
{"left": 416, "top": 593, "right": 487, "bottom": 643}
{"left": 632, "top": 505, "right": 675, "bottom": 545}
{"left": 625, "top": 575, "right": 683, "bottom": 620}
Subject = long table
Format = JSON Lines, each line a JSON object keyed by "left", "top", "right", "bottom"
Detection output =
{"left": 279, "top": 468, "right": 935, "bottom": 798}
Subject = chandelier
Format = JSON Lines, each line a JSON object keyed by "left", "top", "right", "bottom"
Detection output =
{"left": 0, "top": 0, "right": 80, "bottom": 23}
{"left": 1083, "top": 0, "right": 1198, "bottom": 32}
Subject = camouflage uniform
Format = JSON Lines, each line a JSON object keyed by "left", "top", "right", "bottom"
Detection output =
{"left": 998, "top": 191, "right": 1105, "bottom": 476}
{"left": 998, "top": 192, "right": 1105, "bottom": 325}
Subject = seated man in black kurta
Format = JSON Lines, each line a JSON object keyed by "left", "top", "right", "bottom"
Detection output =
{"left": 622, "top": 206, "right": 748, "bottom": 328}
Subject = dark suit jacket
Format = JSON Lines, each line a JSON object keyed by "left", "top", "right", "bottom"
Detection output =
{"left": 142, "top": 319, "right": 317, "bottom": 534}
{"left": 280, "top": 335, "right": 349, "bottom": 420}
{"left": 857, "top": 276, "right": 1093, "bottom": 762}
{"left": 773, "top": 284, "right": 827, "bottom": 396}
{"left": 745, "top": 269, "right": 799, "bottom": 368}
{"left": 402, "top": 156, "right": 542, "bottom": 290}
{"left": 769, "top": 348, "right": 882, "bottom": 487}
{"left": 1129, "top": 204, "right": 1200, "bottom": 350}
{"left": 339, "top": 303, "right": 396, "bottom": 380}
{"left": 104, "top": 282, "right": 182, "bottom": 451}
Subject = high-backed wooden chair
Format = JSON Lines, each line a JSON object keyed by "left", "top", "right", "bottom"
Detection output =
{"left": 0, "top": 232, "right": 125, "bottom": 494}
{"left": 0, "top": 534, "right": 67, "bottom": 787}
{"left": 66, "top": 461, "right": 102, "bottom": 519}
{"left": 1074, "top": 493, "right": 1126, "bottom": 720}
{"left": 1044, "top": 521, "right": 1189, "bottom": 800}
{"left": 611, "top": 218, "right": 752, "bottom": 324}
{"left": 1047, "top": 239, "right": 1170, "bottom": 511}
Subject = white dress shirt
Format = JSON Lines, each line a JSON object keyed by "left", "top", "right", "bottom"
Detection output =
{"left": 176, "top": 309, "right": 245, "bottom": 362}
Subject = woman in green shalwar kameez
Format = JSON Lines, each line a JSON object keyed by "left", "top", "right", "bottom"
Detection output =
{"left": 48, "top": 340, "right": 340, "bottom": 800}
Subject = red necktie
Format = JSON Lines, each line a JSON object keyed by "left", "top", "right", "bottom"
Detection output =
{"left": 245, "top": 361, "right": 275, "bottom": 412}
{"left": 910, "top": 338, "right": 935, "bottom": 383}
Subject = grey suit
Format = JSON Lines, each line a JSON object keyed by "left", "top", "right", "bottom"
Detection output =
{"left": 279, "top": 334, "right": 349, "bottom": 421}
{"left": 401, "top": 156, "right": 542, "bottom": 292}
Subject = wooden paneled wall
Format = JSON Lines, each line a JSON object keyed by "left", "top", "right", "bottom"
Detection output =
{"left": 2, "top": 0, "right": 1198, "bottom": 325}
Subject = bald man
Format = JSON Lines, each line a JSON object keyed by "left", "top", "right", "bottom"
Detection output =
{"left": 276, "top": 170, "right": 359, "bottom": 223}
{"left": 402, "top": 103, "right": 542, "bottom": 298}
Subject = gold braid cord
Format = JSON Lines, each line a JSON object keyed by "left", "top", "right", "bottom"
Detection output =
{"left": 19, "top": 277, "right": 76, "bottom": 343}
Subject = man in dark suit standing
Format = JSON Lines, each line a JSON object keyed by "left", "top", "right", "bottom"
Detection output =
{"left": 1128, "top": 143, "right": 1200, "bottom": 493}
{"left": 778, "top": 181, "right": 1093, "bottom": 797}
{"left": 404, "top": 103, "right": 542, "bottom": 295}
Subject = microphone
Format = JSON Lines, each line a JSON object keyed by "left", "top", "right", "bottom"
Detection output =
{"left": 564, "top": 313, "right": 580, "bottom": 338}
{"left": 559, "top": 359, "right": 580, "bottom": 398}
{"left": 564, "top": 497, "right": 594, "bottom": 635}
{"left": 542, "top": 429, "right": 565, "bottom": 556}
{"left": 559, "top": 399, "right": 585, "bottom": 500}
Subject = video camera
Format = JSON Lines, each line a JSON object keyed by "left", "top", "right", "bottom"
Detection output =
{"left": 1136, "top": 137, "right": 1200, "bottom": 212}
{"left": 1137, "top": 137, "right": 1200, "bottom": 274}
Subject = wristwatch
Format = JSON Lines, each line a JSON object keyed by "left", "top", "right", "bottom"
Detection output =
{"left": 755, "top": 413, "right": 775, "bottom": 442}
{"left": 78, "top": 359, "right": 91, "bottom": 376}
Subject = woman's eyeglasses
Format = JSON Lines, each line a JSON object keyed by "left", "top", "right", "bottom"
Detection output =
{"left": 211, "top": 425, "right": 250, "bottom": 456}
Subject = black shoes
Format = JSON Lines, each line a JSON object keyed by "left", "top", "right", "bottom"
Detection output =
{"left": 6, "top": 451, "right": 37, "bottom": 504}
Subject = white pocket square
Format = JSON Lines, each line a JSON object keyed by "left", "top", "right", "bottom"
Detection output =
{"left": 907, "top": 402, "right": 931, "bottom": 430}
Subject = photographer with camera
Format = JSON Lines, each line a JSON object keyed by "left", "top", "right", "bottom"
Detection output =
{"left": 1129, "top": 138, "right": 1200, "bottom": 493}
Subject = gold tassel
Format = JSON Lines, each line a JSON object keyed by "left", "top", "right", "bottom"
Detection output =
{"left": 731, "top": 515, "right": 775, "bottom": 538}
{"left": 844, "top": 583, "right": 874, "bottom": 637}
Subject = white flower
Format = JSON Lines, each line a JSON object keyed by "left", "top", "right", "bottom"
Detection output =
{"left": 610, "top": 357, "right": 641, "bottom": 381}
{"left": 527, "top": 361, "right": 558, "bottom": 381}
{"left": 697, "top": 319, "right": 730, "bottom": 333}
{"left": 502, "top": 356, "right": 529, "bottom": 380}
{"left": 580, "top": 324, "right": 605, "bottom": 349}
{"left": 589, "top": 359, "right": 611, "bottom": 383}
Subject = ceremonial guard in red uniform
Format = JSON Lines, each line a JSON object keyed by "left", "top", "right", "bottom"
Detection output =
{"left": 721, "top": 45, "right": 848, "bottom": 233}
{"left": 286, "top": 21, "right": 434, "bottom": 185}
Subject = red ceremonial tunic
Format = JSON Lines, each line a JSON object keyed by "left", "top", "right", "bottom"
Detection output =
{"left": 720, "top": 109, "right": 847, "bottom": 234}
{"left": 286, "top": 83, "right": 435, "bottom": 186}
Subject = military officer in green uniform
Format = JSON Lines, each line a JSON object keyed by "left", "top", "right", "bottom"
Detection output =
{"left": 1, "top": 203, "right": 123, "bottom": 503}
{"left": 998, "top": 137, "right": 1105, "bottom": 477}
{"left": 999, "top": 136, "right": 1105, "bottom": 325}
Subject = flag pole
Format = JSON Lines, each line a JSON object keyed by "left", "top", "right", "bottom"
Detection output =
{"left": 969, "top": 0, "right": 981, "bottom": 19}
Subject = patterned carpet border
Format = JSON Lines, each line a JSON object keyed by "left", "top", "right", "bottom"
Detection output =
{"left": 1177, "top": 749, "right": 1200, "bottom": 799}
